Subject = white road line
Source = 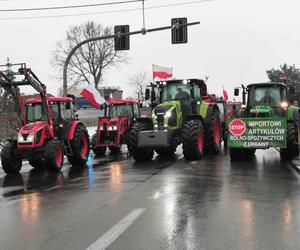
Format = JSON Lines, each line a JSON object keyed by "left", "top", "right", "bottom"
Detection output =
{"left": 69, "top": 177, "right": 83, "bottom": 182}
{"left": 0, "top": 199, "right": 22, "bottom": 207}
{"left": 86, "top": 208, "right": 146, "bottom": 250}
{"left": 44, "top": 185, "right": 62, "bottom": 192}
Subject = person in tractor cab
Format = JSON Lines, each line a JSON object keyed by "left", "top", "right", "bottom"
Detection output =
{"left": 175, "top": 87, "right": 192, "bottom": 116}
{"left": 175, "top": 87, "right": 190, "bottom": 100}
{"left": 256, "top": 89, "right": 278, "bottom": 107}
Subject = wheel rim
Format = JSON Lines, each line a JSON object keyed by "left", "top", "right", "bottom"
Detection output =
{"left": 55, "top": 145, "right": 63, "bottom": 166}
{"left": 198, "top": 130, "right": 203, "bottom": 152}
{"left": 214, "top": 119, "right": 221, "bottom": 144}
{"left": 80, "top": 134, "right": 89, "bottom": 158}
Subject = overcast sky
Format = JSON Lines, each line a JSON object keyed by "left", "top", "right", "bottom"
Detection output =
{"left": 0, "top": 0, "right": 299, "bottom": 100}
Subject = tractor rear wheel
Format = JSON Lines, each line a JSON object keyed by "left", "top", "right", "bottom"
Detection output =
{"left": 1, "top": 141, "right": 22, "bottom": 175}
{"left": 204, "top": 109, "right": 221, "bottom": 154}
{"left": 68, "top": 125, "right": 90, "bottom": 166}
{"left": 182, "top": 120, "right": 204, "bottom": 160}
{"left": 92, "top": 134, "right": 106, "bottom": 156}
{"left": 129, "top": 122, "right": 154, "bottom": 162}
{"left": 280, "top": 123, "right": 297, "bottom": 161}
{"left": 44, "top": 139, "right": 64, "bottom": 172}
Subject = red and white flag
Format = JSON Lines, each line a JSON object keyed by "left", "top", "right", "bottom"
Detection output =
{"left": 222, "top": 86, "right": 229, "bottom": 102}
{"left": 152, "top": 64, "right": 173, "bottom": 80}
{"left": 80, "top": 84, "right": 106, "bottom": 109}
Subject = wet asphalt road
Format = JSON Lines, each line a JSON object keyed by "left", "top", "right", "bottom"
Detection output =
{"left": 1, "top": 146, "right": 300, "bottom": 250}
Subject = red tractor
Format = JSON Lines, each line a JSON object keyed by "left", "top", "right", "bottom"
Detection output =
{"left": 0, "top": 63, "right": 90, "bottom": 174}
{"left": 92, "top": 100, "right": 141, "bottom": 156}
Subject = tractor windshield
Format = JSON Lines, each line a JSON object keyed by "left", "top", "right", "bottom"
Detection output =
{"left": 26, "top": 103, "right": 44, "bottom": 123}
{"left": 161, "top": 82, "right": 192, "bottom": 102}
{"left": 109, "top": 104, "right": 133, "bottom": 117}
{"left": 248, "top": 85, "right": 285, "bottom": 108}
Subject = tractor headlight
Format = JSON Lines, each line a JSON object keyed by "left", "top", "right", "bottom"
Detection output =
{"left": 108, "top": 126, "right": 118, "bottom": 131}
{"left": 281, "top": 101, "right": 288, "bottom": 108}
{"left": 100, "top": 126, "right": 104, "bottom": 130}
{"left": 165, "top": 111, "right": 172, "bottom": 118}
{"left": 18, "top": 132, "right": 34, "bottom": 143}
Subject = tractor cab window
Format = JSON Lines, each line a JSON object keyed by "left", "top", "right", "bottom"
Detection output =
{"left": 109, "top": 104, "right": 133, "bottom": 117}
{"left": 49, "top": 102, "right": 59, "bottom": 120}
{"left": 61, "top": 102, "right": 73, "bottom": 120}
{"left": 161, "top": 83, "right": 192, "bottom": 102}
{"left": 248, "top": 86, "right": 283, "bottom": 108}
{"left": 193, "top": 84, "right": 201, "bottom": 100}
{"left": 133, "top": 103, "right": 140, "bottom": 117}
{"left": 26, "top": 103, "right": 44, "bottom": 123}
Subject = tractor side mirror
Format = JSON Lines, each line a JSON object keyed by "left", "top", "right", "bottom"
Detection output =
{"left": 234, "top": 88, "right": 239, "bottom": 96}
{"left": 145, "top": 88, "right": 150, "bottom": 100}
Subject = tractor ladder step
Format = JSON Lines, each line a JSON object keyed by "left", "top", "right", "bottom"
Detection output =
{"left": 62, "top": 140, "right": 73, "bottom": 156}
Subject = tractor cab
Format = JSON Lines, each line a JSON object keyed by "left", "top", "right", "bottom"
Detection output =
{"left": 106, "top": 100, "right": 140, "bottom": 118}
{"left": 239, "top": 83, "right": 288, "bottom": 117}
{"left": 149, "top": 79, "right": 207, "bottom": 129}
{"left": 25, "top": 97, "right": 76, "bottom": 140}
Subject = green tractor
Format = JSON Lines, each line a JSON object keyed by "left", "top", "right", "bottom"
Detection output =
{"left": 129, "top": 79, "right": 222, "bottom": 161}
{"left": 228, "top": 82, "right": 300, "bottom": 161}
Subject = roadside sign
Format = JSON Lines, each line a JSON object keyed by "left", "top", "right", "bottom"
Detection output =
{"left": 228, "top": 118, "right": 286, "bottom": 148}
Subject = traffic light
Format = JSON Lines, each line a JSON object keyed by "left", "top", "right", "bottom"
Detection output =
{"left": 171, "top": 18, "right": 188, "bottom": 44}
{"left": 114, "top": 25, "right": 130, "bottom": 50}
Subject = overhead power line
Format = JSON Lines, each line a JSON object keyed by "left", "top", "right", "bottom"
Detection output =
{"left": 0, "top": 0, "right": 143, "bottom": 12}
{"left": 0, "top": 0, "right": 212, "bottom": 20}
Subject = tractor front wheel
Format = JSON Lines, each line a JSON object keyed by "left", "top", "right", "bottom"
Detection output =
{"left": 44, "top": 139, "right": 64, "bottom": 172}
{"left": 68, "top": 126, "right": 90, "bottom": 166}
{"left": 1, "top": 141, "right": 22, "bottom": 175}
{"left": 129, "top": 122, "right": 154, "bottom": 162}
{"left": 204, "top": 109, "right": 222, "bottom": 154}
{"left": 182, "top": 120, "right": 204, "bottom": 160}
{"left": 280, "top": 123, "right": 297, "bottom": 161}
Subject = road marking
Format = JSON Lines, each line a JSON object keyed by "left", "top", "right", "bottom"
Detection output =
{"left": 44, "top": 185, "right": 62, "bottom": 192}
{"left": 86, "top": 208, "right": 146, "bottom": 250}
{"left": 69, "top": 177, "right": 83, "bottom": 182}
{"left": 149, "top": 191, "right": 162, "bottom": 200}
{"left": 0, "top": 199, "right": 22, "bottom": 207}
{"left": 190, "top": 161, "right": 198, "bottom": 165}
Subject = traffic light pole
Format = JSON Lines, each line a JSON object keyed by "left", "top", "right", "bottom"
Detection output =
{"left": 62, "top": 21, "right": 200, "bottom": 96}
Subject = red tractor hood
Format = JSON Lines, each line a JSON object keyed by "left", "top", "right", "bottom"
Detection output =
{"left": 20, "top": 121, "right": 47, "bottom": 134}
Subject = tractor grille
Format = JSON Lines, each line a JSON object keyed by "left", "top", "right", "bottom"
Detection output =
{"left": 168, "top": 110, "right": 177, "bottom": 127}
{"left": 157, "top": 114, "right": 164, "bottom": 126}
{"left": 109, "top": 131, "right": 117, "bottom": 143}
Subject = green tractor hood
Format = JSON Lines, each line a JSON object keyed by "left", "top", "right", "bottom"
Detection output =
{"left": 152, "top": 101, "right": 181, "bottom": 129}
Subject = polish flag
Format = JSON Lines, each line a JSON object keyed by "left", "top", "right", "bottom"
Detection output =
{"left": 80, "top": 84, "right": 106, "bottom": 109}
{"left": 152, "top": 64, "right": 173, "bottom": 80}
{"left": 222, "top": 87, "right": 229, "bottom": 102}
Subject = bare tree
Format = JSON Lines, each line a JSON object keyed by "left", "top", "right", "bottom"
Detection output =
{"left": 52, "top": 21, "right": 128, "bottom": 89}
{"left": 127, "top": 71, "right": 151, "bottom": 101}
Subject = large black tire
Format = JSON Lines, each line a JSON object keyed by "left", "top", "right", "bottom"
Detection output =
{"left": 182, "top": 120, "right": 204, "bottom": 160}
{"left": 155, "top": 146, "right": 177, "bottom": 156}
{"left": 1, "top": 141, "right": 22, "bottom": 175}
{"left": 68, "top": 125, "right": 90, "bottom": 166}
{"left": 92, "top": 134, "right": 106, "bottom": 156}
{"left": 44, "top": 139, "right": 64, "bottom": 172}
{"left": 129, "top": 122, "right": 154, "bottom": 162}
{"left": 280, "top": 123, "right": 297, "bottom": 161}
{"left": 204, "top": 108, "right": 222, "bottom": 154}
